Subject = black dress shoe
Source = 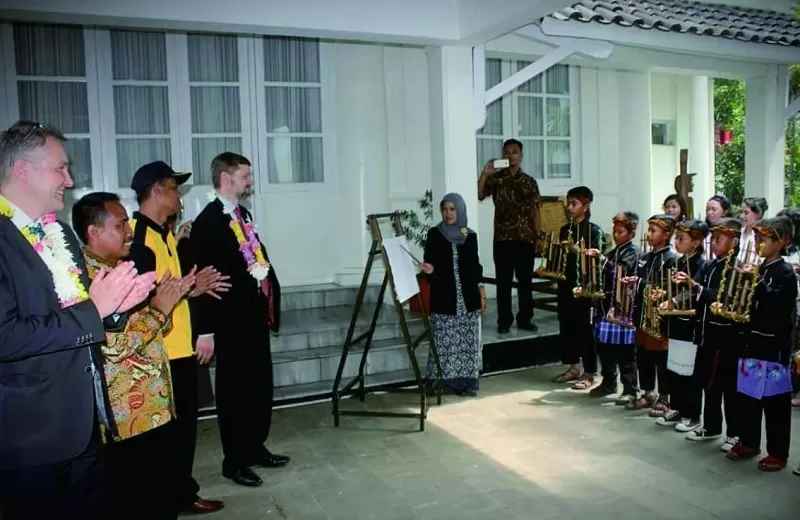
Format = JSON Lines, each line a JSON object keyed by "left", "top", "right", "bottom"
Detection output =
{"left": 497, "top": 326, "right": 511, "bottom": 334}
{"left": 222, "top": 467, "right": 262, "bottom": 487}
{"left": 517, "top": 321, "right": 538, "bottom": 332}
{"left": 252, "top": 451, "right": 290, "bottom": 468}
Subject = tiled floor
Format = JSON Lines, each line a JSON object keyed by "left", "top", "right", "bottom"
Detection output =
{"left": 193, "top": 366, "right": 800, "bottom": 519}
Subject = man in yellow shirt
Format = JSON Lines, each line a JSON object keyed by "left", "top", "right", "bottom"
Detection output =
{"left": 128, "top": 161, "right": 228, "bottom": 515}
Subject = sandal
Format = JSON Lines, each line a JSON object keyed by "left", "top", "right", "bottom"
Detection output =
{"left": 726, "top": 443, "right": 761, "bottom": 461}
{"left": 757, "top": 456, "right": 787, "bottom": 472}
{"left": 571, "top": 378, "right": 595, "bottom": 390}
{"left": 552, "top": 367, "right": 583, "bottom": 383}
{"left": 625, "top": 397, "right": 650, "bottom": 410}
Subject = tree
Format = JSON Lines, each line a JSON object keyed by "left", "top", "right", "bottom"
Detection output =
{"left": 714, "top": 79, "right": 746, "bottom": 207}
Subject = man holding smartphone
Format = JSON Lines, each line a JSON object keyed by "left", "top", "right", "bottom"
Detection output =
{"left": 478, "top": 139, "right": 542, "bottom": 334}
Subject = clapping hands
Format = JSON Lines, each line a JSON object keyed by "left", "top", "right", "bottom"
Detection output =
{"left": 89, "top": 261, "right": 157, "bottom": 318}
{"left": 192, "top": 265, "right": 231, "bottom": 300}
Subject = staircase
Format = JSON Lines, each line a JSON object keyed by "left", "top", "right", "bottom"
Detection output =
{"left": 200, "top": 283, "right": 428, "bottom": 412}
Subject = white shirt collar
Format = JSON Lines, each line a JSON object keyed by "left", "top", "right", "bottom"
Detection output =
{"left": 0, "top": 195, "right": 35, "bottom": 229}
{"left": 216, "top": 193, "right": 238, "bottom": 215}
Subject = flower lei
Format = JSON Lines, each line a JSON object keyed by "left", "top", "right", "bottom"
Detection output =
{"left": 0, "top": 196, "right": 89, "bottom": 308}
{"left": 227, "top": 206, "right": 270, "bottom": 282}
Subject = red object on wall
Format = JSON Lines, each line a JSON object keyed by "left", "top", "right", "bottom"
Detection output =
{"left": 409, "top": 275, "right": 431, "bottom": 316}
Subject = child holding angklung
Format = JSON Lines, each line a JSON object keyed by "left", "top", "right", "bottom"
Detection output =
{"left": 655, "top": 219, "right": 708, "bottom": 426}
{"left": 588, "top": 212, "right": 642, "bottom": 403}
{"left": 726, "top": 217, "right": 797, "bottom": 472}
{"left": 622, "top": 214, "right": 676, "bottom": 412}
{"left": 683, "top": 218, "right": 743, "bottom": 448}
{"left": 552, "top": 186, "right": 604, "bottom": 390}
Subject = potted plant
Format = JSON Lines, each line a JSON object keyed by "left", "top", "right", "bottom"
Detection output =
{"left": 399, "top": 189, "right": 434, "bottom": 315}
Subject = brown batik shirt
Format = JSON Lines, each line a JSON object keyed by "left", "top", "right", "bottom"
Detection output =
{"left": 484, "top": 169, "right": 542, "bottom": 243}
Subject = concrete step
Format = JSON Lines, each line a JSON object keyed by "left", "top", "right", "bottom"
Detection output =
{"left": 281, "top": 283, "right": 384, "bottom": 312}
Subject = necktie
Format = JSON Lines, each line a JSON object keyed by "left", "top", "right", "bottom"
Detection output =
{"left": 232, "top": 206, "right": 276, "bottom": 330}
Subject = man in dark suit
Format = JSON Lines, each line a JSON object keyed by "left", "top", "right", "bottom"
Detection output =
{"left": 0, "top": 121, "right": 152, "bottom": 519}
{"left": 191, "top": 152, "right": 288, "bottom": 487}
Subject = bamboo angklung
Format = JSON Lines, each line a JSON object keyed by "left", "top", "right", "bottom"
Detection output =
{"left": 536, "top": 224, "right": 570, "bottom": 281}
{"left": 607, "top": 261, "right": 636, "bottom": 328}
{"left": 576, "top": 233, "right": 604, "bottom": 299}
{"left": 712, "top": 241, "right": 759, "bottom": 323}
{"left": 659, "top": 254, "right": 696, "bottom": 317}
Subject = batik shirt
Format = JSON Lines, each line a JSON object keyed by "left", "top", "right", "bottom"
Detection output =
{"left": 84, "top": 249, "right": 176, "bottom": 442}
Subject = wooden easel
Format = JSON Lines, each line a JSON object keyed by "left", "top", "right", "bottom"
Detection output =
{"left": 331, "top": 212, "right": 441, "bottom": 432}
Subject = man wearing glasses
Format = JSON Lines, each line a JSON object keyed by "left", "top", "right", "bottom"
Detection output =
{"left": 0, "top": 120, "right": 153, "bottom": 519}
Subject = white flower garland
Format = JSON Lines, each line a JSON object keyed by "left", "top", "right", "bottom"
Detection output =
{"left": 0, "top": 196, "right": 87, "bottom": 308}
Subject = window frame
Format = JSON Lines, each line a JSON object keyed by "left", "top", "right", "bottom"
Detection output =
{"left": 0, "top": 23, "right": 105, "bottom": 197}
{"left": 477, "top": 55, "right": 581, "bottom": 191}
{"left": 252, "top": 38, "right": 337, "bottom": 194}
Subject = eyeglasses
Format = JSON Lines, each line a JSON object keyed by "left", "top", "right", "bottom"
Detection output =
{"left": 2, "top": 120, "right": 44, "bottom": 145}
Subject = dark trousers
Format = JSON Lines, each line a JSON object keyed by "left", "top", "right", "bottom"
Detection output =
{"left": 739, "top": 392, "right": 792, "bottom": 460}
{"left": 637, "top": 347, "right": 669, "bottom": 396}
{"left": 169, "top": 356, "right": 201, "bottom": 509}
{"left": 494, "top": 240, "right": 535, "bottom": 328}
{"left": 103, "top": 425, "right": 178, "bottom": 519}
{"left": 669, "top": 343, "right": 704, "bottom": 419}
{"left": 699, "top": 347, "right": 741, "bottom": 437}
{"left": 558, "top": 297, "right": 597, "bottom": 374}
{"left": 216, "top": 332, "right": 274, "bottom": 472}
{"left": 0, "top": 424, "right": 103, "bottom": 520}
{"left": 597, "top": 342, "right": 638, "bottom": 395}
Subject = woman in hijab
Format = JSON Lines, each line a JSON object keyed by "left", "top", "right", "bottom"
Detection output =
{"left": 419, "top": 193, "right": 486, "bottom": 396}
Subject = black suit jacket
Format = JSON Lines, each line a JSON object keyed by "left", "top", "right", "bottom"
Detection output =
{"left": 423, "top": 228, "right": 483, "bottom": 315}
{"left": 191, "top": 199, "right": 281, "bottom": 338}
{"left": 0, "top": 217, "right": 106, "bottom": 471}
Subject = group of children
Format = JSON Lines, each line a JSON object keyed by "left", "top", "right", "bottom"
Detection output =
{"left": 551, "top": 186, "right": 800, "bottom": 474}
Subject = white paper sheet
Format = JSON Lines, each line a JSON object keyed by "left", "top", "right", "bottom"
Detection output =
{"left": 382, "top": 236, "right": 421, "bottom": 303}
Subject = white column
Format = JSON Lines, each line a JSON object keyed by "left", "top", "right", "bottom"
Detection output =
{"left": 617, "top": 71, "right": 652, "bottom": 220}
{"left": 745, "top": 65, "right": 788, "bottom": 214}
{"left": 426, "top": 45, "right": 479, "bottom": 236}
{"left": 689, "top": 76, "right": 713, "bottom": 219}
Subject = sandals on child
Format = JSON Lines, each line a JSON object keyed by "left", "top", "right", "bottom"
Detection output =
{"left": 571, "top": 378, "right": 595, "bottom": 390}
{"left": 726, "top": 443, "right": 761, "bottom": 461}
{"left": 757, "top": 456, "right": 787, "bottom": 472}
{"left": 552, "top": 367, "right": 583, "bottom": 383}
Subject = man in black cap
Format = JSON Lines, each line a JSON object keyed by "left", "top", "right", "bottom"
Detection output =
{"left": 128, "top": 161, "right": 228, "bottom": 515}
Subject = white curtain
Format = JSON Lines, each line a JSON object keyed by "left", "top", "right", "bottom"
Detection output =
{"left": 13, "top": 23, "right": 93, "bottom": 189}
{"left": 476, "top": 58, "right": 503, "bottom": 172}
{"left": 188, "top": 33, "right": 242, "bottom": 184}
{"left": 110, "top": 30, "right": 172, "bottom": 188}
{"left": 264, "top": 37, "right": 323, "bottom": 184}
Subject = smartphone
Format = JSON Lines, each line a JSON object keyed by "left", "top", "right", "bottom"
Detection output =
{"left": 493, "top": 159, "right": 509, "bottom": 169}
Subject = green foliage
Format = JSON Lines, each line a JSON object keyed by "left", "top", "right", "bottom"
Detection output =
{"left": 398, "top": 189, "right": 434, "bottom": 248}
{"left": 714, "top": 79, "right": 746, "bottom": 206}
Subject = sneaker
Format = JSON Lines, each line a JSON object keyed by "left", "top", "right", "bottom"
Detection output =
{"left": 615, "top": 394, "right": 636, "bottom": 406}
{"left": 792, "top": 392, "right": 800, "bottom": 407}
{"left": 656, "top": 409, "right": 680, "bottom": 426}
{"left": 686, "top": 428, "right": 722, "bottom": 441}
{"left": 675, "top": 418, "right": 701, "bottom": 433}
{"left": 720, "top": 436, "right": 739, "bottom": 452}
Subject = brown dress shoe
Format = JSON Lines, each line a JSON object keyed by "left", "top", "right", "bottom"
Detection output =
{"left": 184, "top": 496, "right": 225, "bottom": 515}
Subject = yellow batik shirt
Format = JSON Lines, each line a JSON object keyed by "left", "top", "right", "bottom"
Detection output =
{"left": 84, "top": 249, "right": 176, "bottom": 442}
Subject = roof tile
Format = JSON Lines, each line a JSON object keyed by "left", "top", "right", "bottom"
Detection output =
{"left": 548, "top": 0, "right": 800, "bottom": 47}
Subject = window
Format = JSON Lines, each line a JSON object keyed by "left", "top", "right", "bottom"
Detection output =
{"left": 187, "top": 34, "right": 243, "bottom": 184}
{"left": 651, "top": 120, "right": 675, "bottom": 146}
{"left": 476, "top": 58, "right": 504, "bottom": 172}
{"left": 110, "top": 30, "right": 172, "bottom": 189}
{"left": 475, "top": 59, "right": 575, "bottom": 182}
{"left": 263, "top": 37, "right": 323, "bottom": 184}
{"left": 12, "top": 23, "right": 93, "bottom": 188}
